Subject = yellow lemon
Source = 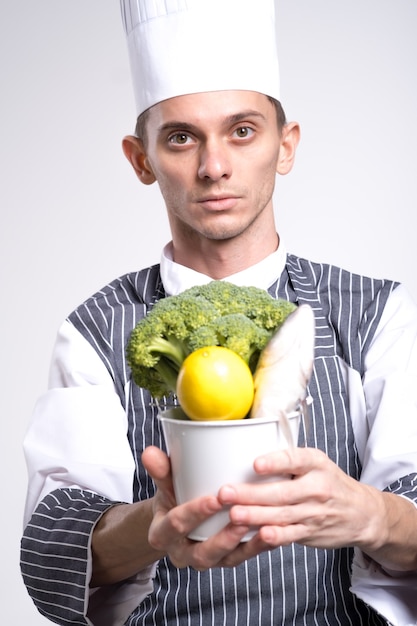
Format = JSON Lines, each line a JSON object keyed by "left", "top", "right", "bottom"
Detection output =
{"left": 176, "top": 346, "right": 254, "bottom": 421}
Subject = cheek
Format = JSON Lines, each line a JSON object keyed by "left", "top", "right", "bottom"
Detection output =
{"left": 152, "top": 158, "right": 192, "bottom": 192}
{"left": 156, "top": 173, "right": 188, "bottom": 207}
{"left": 246, "top": 144, "right": 279, "bottom": 175}
{"left": 249, "top": 153, "right": 279, "bottom": 193}
{"left": 264, "top": 147, "right": 280, "bottom": 175}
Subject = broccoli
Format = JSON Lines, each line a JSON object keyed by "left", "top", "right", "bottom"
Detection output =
{"left": 188, "top": 313, "right": 271, "bottom": 372}
{"left": 126, "top": 281, "right": 296, "bottom": 399}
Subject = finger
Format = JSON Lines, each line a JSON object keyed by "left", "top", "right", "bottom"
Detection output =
{"left": 257, "top": 521, "right": 349, "bottom": 550}
{"left": 258, "top": 523, "right": 312, "bottom": 548}
{"left": 218, "top": 475, "right": 314, "bottom": 507}
{"left": 228, "top": 502, "right": 302, "bottom": 527}
{"left": 174, "top": 523, "right": 251, "bottom": 570}
{"left": 226, "top": 498, "right": 360, "bottom": 551}
{"left": 226, "top": 500, "right": 337, "bottom": 534}
{"left": 142, "top": 446, "right": 178, "bottom": 509}
{"left": 254, "top": 446, "right": 329, "bottom": 477}
{"left": 149, "top": 495, "right": 223, "bottom": 550}
{"left": 142, "top": 445, "right": 171, "bottom": 481}
{"left": 212, "top": 530, "right": 272, "bottom": 568}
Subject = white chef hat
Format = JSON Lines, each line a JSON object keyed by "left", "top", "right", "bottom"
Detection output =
{"left": 120, "top": 0, "right": 280, "bottom": 117}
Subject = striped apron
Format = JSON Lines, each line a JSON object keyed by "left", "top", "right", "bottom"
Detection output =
{"left": 78, "top": 254, "right": 392, "bottom": 625}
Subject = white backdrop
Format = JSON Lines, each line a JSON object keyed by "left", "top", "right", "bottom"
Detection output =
{"left": 1, "top": 1, "right": 416, "bottom": 622}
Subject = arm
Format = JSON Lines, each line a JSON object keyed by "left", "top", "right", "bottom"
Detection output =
{"left": 90, "top": 447, "right": 251, "bottom": 586}
{"left": 214, "top": 285, "right": 417, "bottom": 572}
{"left": 90, "top": 499, "right": 162, "bottom": 587}
{"left": 102, "top": 285, "right": 417, "bottom": 581}
{"left": 23, "top": 320, "right": 251, "bottom": 622}
{"left": 21, "top": 322, "right": 154, "bottom": 625}
{"left": 216, "top": 447, "right": 417, "bottom": 571}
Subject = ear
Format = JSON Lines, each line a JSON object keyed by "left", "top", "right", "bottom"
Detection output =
{"left": 276, "top": 122, "right": 301, "bottom": 175}
{"left": 122, "top": 135, "right": 156, "bottom": 185}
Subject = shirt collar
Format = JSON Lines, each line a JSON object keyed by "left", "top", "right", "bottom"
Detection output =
{"left": 160, "top": 240, "right": 287, "bottom": 296}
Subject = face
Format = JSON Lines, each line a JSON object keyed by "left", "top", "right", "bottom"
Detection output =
{"left": 125, "top": 91, "right": 299, "bottom": 249}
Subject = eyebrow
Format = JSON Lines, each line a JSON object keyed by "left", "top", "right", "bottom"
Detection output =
{"left": 157, "top": 110, "right": 267, "bottom": 134}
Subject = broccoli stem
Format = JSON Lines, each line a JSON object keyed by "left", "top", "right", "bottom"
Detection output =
{"left": 154, "top": 358, "right": 181, "bottom": 395}
{"left": 150, "top": 336, "right": 189, "bottom": 394}
{"left": 148, "top": 335, "right": 186, "bottom": 368}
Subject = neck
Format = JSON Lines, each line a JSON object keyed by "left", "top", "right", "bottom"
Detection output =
{"left": 171, "top": 232, "right": 280, "bottom": 279}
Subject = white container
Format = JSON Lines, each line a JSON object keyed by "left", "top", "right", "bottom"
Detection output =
{"left": 158, "top": 407, "right": 300, "bottom": 541}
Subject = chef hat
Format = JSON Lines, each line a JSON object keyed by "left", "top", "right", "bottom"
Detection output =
{"left": 120, "top": 0, "right": 280, "bottom": 117}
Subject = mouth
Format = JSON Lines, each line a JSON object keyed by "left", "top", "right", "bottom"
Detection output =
{"left": 197, "top": 195, "right": 240, "bottom": 211}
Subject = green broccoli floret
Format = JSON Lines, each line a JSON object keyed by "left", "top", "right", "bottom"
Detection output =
{"left": 184, "top": 281, "right": 245, "bottom": 314}
{"left": 126, "top": 281, "right": 296, "bottom": 399}
{"left": 126, "top": 294, "right": 218, "bottom": 397}
{"left": 213, "top": 313, "right": 272, "bottom": 371}
{"left": 189, "top": 313, "right": 270, "bottom": 371}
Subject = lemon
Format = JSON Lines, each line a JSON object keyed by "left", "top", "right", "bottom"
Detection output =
{"left": 176, "top": 346, "right": 254, "bottom": 421}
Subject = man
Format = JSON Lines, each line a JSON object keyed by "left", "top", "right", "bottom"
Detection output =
{"left": 21, "top": 1, "right": 417, "bottom": 624}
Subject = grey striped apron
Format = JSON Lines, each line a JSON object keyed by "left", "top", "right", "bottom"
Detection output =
{"left": 20, "top": 255, "right": 401, "bottom": 625}
{"left": 120, "top": 256, "right": 394, "bottom": 625}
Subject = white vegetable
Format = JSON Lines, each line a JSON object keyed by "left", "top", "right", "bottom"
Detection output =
{"left": 250, "top": 304, "right": 316, "bottom": 444}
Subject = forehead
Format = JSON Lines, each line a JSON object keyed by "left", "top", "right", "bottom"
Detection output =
{"left": 147, "top": 90, "right": 275, "bottom": 130}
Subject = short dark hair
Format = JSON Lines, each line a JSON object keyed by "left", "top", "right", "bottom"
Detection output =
{"left": 135, "top": 107, "right": 151, "bottom": 144}
{"left": 134, "top": 95, "right": 287, "bottom": 145}
{"left": 268, "top": 96, "right": 287, "bottom": 129}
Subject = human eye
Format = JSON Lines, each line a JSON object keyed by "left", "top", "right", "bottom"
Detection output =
{"left": 168, "top": 132, "right": 192, "bottom": 146}
{"left": 233, "top": 126, "right": 254, "bottom": 140}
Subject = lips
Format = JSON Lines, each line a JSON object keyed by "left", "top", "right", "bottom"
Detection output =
{"left": 197, "top": 195, "right": 240, "bottom": 211}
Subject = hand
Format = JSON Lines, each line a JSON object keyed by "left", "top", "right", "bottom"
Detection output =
{"left": 143, "top": 446, "right": 417, "bottom": 573}
{"left": 142, "top": 446, "right": 268, "bottom": 570}
{"left": 217, "top": 446, "right": 384, "bottom": 553}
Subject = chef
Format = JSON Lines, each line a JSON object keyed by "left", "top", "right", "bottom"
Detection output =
{"left": 21, "top": 1, "right": 417, "bottom": 624}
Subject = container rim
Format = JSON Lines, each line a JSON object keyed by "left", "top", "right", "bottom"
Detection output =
{"left": 157, "top": 406, "right": 301, "bottom": 427}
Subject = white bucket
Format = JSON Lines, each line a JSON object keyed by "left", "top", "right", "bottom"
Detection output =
{"left": 158, "top": 407, "right": 300, "bottom": 541}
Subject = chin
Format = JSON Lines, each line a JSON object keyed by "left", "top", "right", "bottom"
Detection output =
{"left": 198, "top": 220, "right": 251, "bottom": 242}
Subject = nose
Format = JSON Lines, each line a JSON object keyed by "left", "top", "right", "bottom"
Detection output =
{"left": 197, "top": 139, "right": 232, "bottom": 181}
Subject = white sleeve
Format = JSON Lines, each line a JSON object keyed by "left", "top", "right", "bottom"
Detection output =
{"left": 349, "top": 284, "right": 417, "bottom": 626}
{"left": 361, "top": 283, "right": 417, "bottom": 489}
{"left": 23, "top": 319, "right": 136, "bottom": 524}
{"left": 23, "top": 320, "right": 157, "bottom": 626}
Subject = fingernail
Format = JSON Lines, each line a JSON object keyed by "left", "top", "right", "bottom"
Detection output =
{"left": 254, "top": 457, "right": 267, "bottom": 472}
{"left": 219, "top": 485, "right": 236, "bottom": 503}
{"left": 234, "top": 524, "right": 250, "bottom": 538}
{"left": 230, "top": 506, "right": 246, "bottom": 523}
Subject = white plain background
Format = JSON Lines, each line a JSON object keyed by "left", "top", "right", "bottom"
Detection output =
{"left": 1, "top": 1, "right": 416, "bottom": 622}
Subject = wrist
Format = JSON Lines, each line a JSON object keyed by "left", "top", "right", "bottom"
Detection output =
{"left": 359, "top": 490, "right": 417, "bottom": 572}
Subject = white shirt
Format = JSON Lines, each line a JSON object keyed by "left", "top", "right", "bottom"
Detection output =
{"left": 23, "top": 243, "right": 417, "bottom": 625}
{"left": 160, "top": 240, "right": 288, "bottom": 295}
